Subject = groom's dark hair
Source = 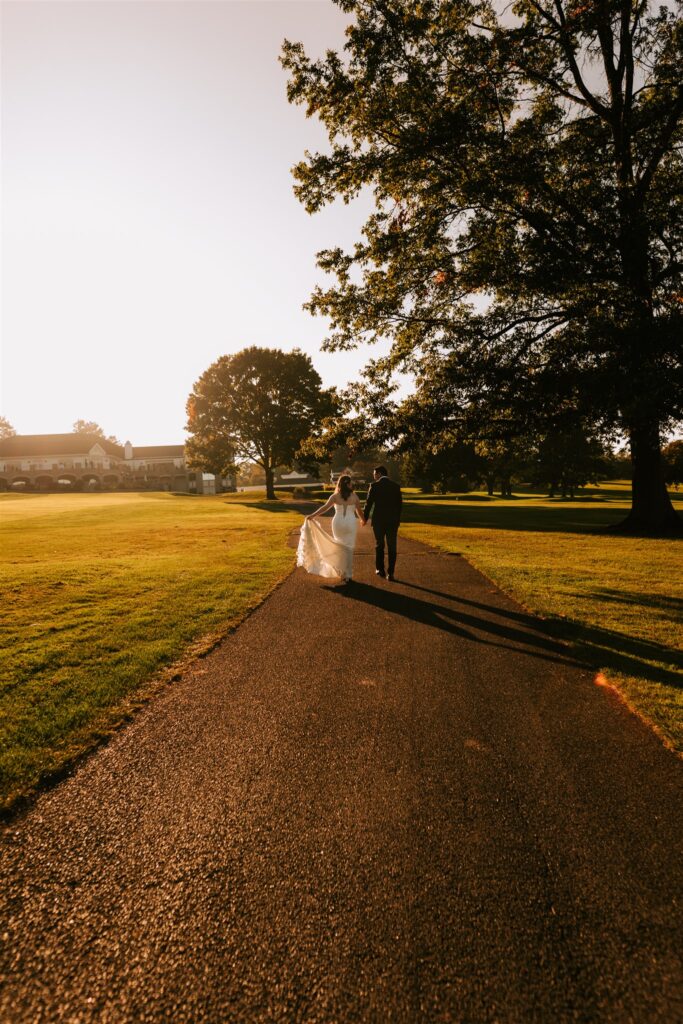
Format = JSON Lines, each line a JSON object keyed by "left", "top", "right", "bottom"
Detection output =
{"left": 374, "top": 466, "right": 388, "bottom": 477}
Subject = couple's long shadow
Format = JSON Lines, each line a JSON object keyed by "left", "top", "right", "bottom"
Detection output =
{"left": 325, "top": 579, "right": 585, "bottom": 672}
{"left": 396, "top": 580, "right": 683, "bottom": 690}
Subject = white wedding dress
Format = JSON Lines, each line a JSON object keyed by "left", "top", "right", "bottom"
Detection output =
{"left": 297, "top": 500, "right": 359, "bottom": 580}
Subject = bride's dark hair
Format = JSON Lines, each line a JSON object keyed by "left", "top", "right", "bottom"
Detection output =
{"left": 335, "top": 474, "right": 353, "bottom": 500}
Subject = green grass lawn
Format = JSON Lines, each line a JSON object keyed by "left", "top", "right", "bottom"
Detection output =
{"left": 400, "top": 481, "right": 683, "bottom": 752}
{"left": 2, "top": 483, "right": 680, "bottom": 811}
{"left": 0, "top": 492, "right": 300, "bottom": 811}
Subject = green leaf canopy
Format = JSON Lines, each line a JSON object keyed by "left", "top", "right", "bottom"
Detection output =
{"left": 282, "top": 0, "right": 683, "bottom": 530}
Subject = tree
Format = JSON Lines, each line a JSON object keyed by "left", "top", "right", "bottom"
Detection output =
{"left": 72, "top": 420, "right": 120, "bottom": 444}
{"left": 662, "top": 439, "right": 683, "bottom": 488}
{"left": 475, "top": 438, "right": 528, "bottom": 498}
{"left": 326, "top": 444, "right": 401, "bottom": 484}
{"left": 186, "top": 347, "right": 334, "bottom": 500}
{"left": 236, "top": 462, "right": 266, "bottom": 487}
{"left": 282, "top": 0, "right": 683, "bottom": 532}
{"left": 0, "top": 417, "right": 16, "bottom": 439}
{"left": 604, "top": 445, "right": 633, "bottom": 479}
{"left": 532, "top": 425, "right": 608, "bottom": 498}
{"left": 402, "top": 441, "right": 479, "bottom": 493}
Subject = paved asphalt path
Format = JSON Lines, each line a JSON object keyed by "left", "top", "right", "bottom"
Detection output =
{"left": 1, "top": 520, "right": 682, "bottom": 1023}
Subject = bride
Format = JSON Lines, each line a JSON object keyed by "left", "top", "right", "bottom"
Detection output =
{"left": 297, "top": 475, "right": 366, "bottom": 584}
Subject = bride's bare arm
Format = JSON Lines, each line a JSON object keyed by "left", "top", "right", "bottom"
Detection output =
{"left": 354, "top": 494, "right": 366, "bottom": 525}
{"left": 307, "top": 494, "right": 335, "bottom": 519}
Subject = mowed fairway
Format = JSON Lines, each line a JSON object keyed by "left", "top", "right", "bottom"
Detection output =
{"left": 0, "top": 492, "right": 299, "bottom": 810}
{"left": 401, "top": 483, "right": 683, "bottom": 752}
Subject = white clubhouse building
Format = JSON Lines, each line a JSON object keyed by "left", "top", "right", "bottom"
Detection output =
{"left": 0, "top": 434, "right": 233, "bottom": 494}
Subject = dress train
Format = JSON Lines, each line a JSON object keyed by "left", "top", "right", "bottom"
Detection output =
{"left": 297, "top": 505, "right": 358, "bottom": 579}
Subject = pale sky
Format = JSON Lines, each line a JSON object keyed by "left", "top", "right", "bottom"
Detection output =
{"left": 1, "top": 0, "right": 379, "bottom": 444}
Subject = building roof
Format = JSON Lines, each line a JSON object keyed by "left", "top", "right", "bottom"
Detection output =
{"left": 0, "top": 433, "right": 123, "bottom": 457}
{"left": 131, "top": 445, "right": 185, "bottom": 458}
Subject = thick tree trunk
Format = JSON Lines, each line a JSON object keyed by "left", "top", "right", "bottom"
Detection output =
{"left": 616, "top": 418, "right": 681, "bottom": 533}
{"left": 612, "top": 189, "right": 680, "bottom": 531}
{"left": 264, "top": 463, "right": 276, "bottom": 501}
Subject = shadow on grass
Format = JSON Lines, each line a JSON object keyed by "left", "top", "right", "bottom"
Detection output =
{"left": 396, "top": 581, "right": 683, "bottom": 691}
{"left": 228, "top": 501, "right": 316, "bottom": 516}
{"left": 403, "top": 493, "right": 495, "bottom": 502}
{"left": 406, "top": 489, "right": 626, "bottom": 503}
{"left": 402, "top": 500, "right": 636, "bottom": 536}
{"left": 326, "top": 579, "right": 586, "bottom": 674}
{"left": 576, "top": 587, "right": 683, "bottom": 618}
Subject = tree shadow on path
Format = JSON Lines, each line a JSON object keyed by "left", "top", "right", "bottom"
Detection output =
{"left": 399, "top": 581, "right": 683, "bottom": 691}
{"left": 327, "top": 580, "right": 585, "bottom": 673}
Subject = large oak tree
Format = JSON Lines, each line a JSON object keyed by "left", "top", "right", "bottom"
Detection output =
{"left": 186, "top": 346, "right": 334, "bottom": 500}
{"left": 282, "top": 0, "right": 683, "bottom": 531}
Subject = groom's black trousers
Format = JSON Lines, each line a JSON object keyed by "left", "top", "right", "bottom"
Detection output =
{"left": 372, "top": 519, "right": 399, "bottom": 575}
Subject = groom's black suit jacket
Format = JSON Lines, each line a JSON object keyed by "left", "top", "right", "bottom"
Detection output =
{"left": 364, "top": 476, "right": 402, "bottom": 525}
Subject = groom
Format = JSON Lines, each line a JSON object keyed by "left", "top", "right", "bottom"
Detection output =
{"left": 363, "top": 466, "right": 403, "bottom": 581}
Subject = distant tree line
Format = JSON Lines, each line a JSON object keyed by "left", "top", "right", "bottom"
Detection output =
{"left": 0, "top": 418, "right": 120, "bottom": 442}
{"left": 6, "top": 376, "right": 680, "bottom": 503}
{"left": 307, "top": 430, "right": 682, "bottom": 500}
